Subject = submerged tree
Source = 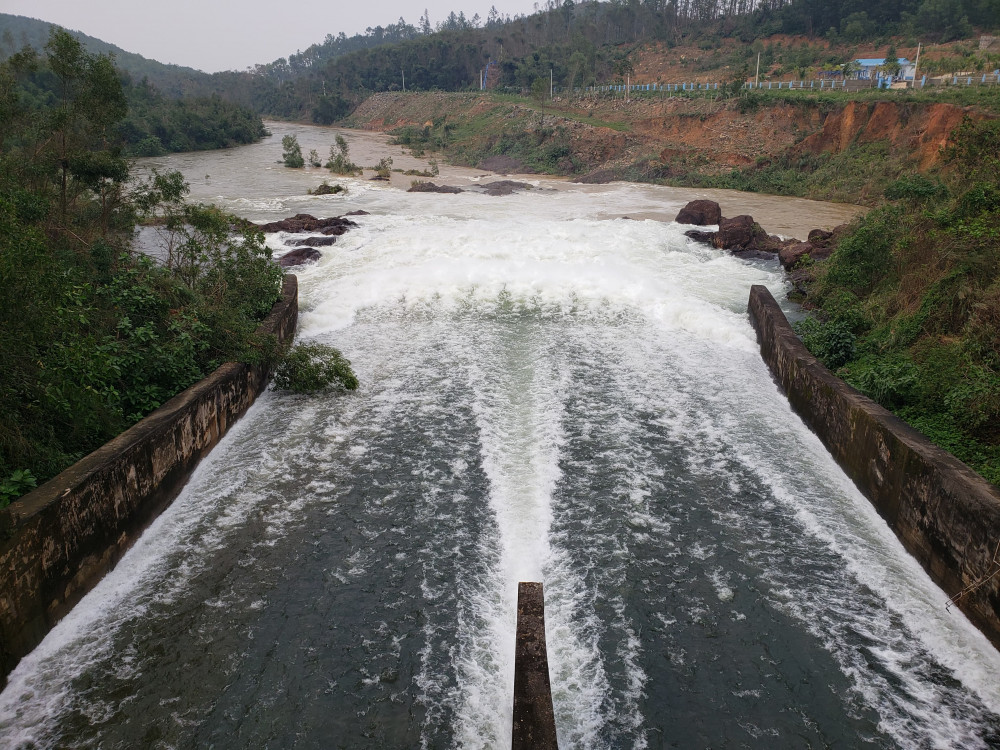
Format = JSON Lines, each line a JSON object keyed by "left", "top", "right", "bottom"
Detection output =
{"left": 325, "top": 134, "right": 361, "bottom": 175}
{"left": 272, "top": 343, "right": 359, "bottom": 393}
{"left": 282, "top": 134, "right": 304, "bottom": 167}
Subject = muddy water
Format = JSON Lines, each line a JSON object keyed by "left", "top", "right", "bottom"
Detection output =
{"left": 3, "top": 123, "right": 993, "bottom": 750}
{"left": 161, "top": 121, "right": 862, "bottom": 237}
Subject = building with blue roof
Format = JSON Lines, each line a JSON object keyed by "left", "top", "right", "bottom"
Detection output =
{"left": 855, "top": 57, "right": 916, "bottom": 82}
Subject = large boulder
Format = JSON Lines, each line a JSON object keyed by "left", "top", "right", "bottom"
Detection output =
{"left": 407, "top": 182, "right": 464, "bottom": 194}
{"left": 778, "top": 241, "right": 816, "bottom": 270}
{"left": 277, "top": 247, "right": 322, "bottom": 267}
{"left": 808, "top": 228, "right": 834, "bottom": 245}
{"left": 481, "top": 180, "right": 533, "bottom": 196}
{"left": 713, "top": 215, "right": 769, "bottom": 252}
{"left": 290, "top": 235, "right": 337, "bottom": 248}
{"left": 675, "top": 199, "right": 722, "bottom": 226}
{"left": 684, "top": 229, "right": 717, "bottom": 244}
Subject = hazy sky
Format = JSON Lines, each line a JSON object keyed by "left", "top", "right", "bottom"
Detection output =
{"left": 0, "top": 0, "right": 542, "bottom": 73}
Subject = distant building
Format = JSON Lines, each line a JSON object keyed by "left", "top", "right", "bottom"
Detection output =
{"left": 854, "top": 58, "right": 916, "bottom": 82}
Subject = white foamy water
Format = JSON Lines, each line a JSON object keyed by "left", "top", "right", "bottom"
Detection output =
{"left": 1, "top": 132, "right": 998, "bottom": 749}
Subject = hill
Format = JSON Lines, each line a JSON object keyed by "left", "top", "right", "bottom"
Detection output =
{"left": 0, "top": 13, "right": 213, "bottom": 97}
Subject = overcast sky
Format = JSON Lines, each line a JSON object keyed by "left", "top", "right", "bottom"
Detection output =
{"left": 1, "top": 0, "right": 542, "bottom": 73}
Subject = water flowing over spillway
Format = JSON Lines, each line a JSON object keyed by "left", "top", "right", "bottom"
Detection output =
{"left": 3, "top": 126, "right": 1000, "bottom": 748}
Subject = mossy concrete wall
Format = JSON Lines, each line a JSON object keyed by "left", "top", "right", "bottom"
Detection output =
{"left": 512, "top": 582, "right": 558, "bottom": 750}
{"left": 749, "top": 285, "right": 1000, "bottom": 648}
{"left": 0, "top": 275, "right": 298, "bottom": 684}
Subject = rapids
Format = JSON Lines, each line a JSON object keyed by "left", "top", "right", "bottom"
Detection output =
{"left": 1, "top": 123, "right": 997, "bottom": 749}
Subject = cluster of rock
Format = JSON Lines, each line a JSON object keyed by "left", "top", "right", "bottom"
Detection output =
{"left": 407, "top": 180, "right": 534, "bottom": 196}
{"left": 407, "top": 182, "right": 464, "bottom": 194}
{"left": 675, "top": 199, "right": 846, "bottom": 277}
{"left": 256, "top": 212, "right": 368, "bottom": 267}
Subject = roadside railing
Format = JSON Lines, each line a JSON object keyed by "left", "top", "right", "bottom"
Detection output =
{"left": 565, "top": 73, "right": 1000, "bottom": 96}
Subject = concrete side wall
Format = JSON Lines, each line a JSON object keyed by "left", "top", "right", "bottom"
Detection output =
{"left": 0, "top": 275, "right": 298, "bottom": 682}
{"left": 748, "top": 285, "right": 1000, "bottom": 648}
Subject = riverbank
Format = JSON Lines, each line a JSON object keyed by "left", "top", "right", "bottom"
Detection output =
{"left": 0, "top": 276, "right": 298, "bottom": 685}
{"left": 343, "top": 91, "right": 987, "bottom": 205}
{"left": 750, "top": 284, "right": 1000, "bottom": 649}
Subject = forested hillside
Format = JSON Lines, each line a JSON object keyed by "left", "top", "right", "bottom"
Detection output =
{"left": 0, "top": 16, "right": 267, "bottom": 156}
{"left": 200, "top": 0, "right": 1000, "bottom": 121}
{"left": 0, "top": 13, "right": 212, "bottom": 97}
{"left": 0, "top": 31, "right": 282, "bottom": 505}
{"left": 6, "top": 1, "right": 998, "bottom": 125}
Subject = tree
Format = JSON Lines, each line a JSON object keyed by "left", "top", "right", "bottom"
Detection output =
{"left": 914, "top": 0, "right": 973, "bottom": 42}
{"left": 282, "top": 134, "right": 304, "bottom": 167}
{"left": 41, "top": 29, "right": 128, "bottom": 225}
{"left": 326, "top": 134, "right": 361, "bottom": 174}
{"left": 883, "top": 45, "right": 901, "bottom": 77}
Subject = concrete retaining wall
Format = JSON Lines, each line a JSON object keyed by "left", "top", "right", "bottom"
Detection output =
{"left": 748, "top": 285, "right": 1000, "bottom": 648}
{"left": 0, "top": 275, "right": 298, "bottom": 684}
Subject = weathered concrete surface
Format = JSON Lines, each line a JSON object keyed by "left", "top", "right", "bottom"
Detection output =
{"left": 512, "top": 582, "right": 558, "bottom": 750}
{"left": 0, "top": 275, "right": 299, "bottom": 684}
{"left": 748, "top": 285, "right": 1000, "bottom": 648}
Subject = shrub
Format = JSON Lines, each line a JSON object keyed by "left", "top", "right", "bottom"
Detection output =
{"left": 884, "top": 175, "right": 947, "bottom": 202}
{"left": 822, "top": 208, "right": 898, "bottom": 297}
{"left": 0, "top": 470, "right": 37, "bottom": 509}
{"left": 272, "top": 343, "right": 359, "bottom": 394}
{"left": 325, "top": 135, "right": 361, "bottom": 175}
{"left": 795, "top": 317, "right": 857, "bottom": 369}
{"left": 372, "top": 156, "right": 393, "bottom": 180}
{"left": 848, "top": 356, "right": 918, "bottom": 410}
{"left": 282, "top": 135, "right": 304, "bottom": 168}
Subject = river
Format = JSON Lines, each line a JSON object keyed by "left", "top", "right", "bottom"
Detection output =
{"left": 1, "top": 123, "right": 998, "bottom": 749}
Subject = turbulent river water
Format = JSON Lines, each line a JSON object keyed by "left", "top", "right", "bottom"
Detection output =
{"left": 2, "top": 123, "right": 1000, "bottom": 749}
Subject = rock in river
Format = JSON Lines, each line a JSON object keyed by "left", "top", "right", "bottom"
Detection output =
{"left": 674, "top": 199, "right": 722, "bottom": 226}
{"left": 278, "top": 247, "right": 322, "bottom": 267}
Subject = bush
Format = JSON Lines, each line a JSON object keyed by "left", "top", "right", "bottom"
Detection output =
{"left": 325, "top": 135, "right": 361, "bottom": 175}
{"left": 282, "top": 134, "right": 305, "bottom": 168}
{"left": 884, "top": 175, "right": 947, "bottom": 202}
{"left": 795, "top": 317, "right": 857, "bottom": 369}
{"left": 822, "top": 208, "right": 898, "bottom": 297}
{"left": 372, "top": 156, "right": 393, "bottom": 180}
{"left": 272, "top": 343, "right": 359, "bottom": 394}
{"left": 0, "top": 470, "right": 37, "bottom": 509}
{"left": 847, "top": 356, "right": 918, "bottom": 410}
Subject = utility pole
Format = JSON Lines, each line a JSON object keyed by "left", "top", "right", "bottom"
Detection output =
{"left": 402, "top": 69, "right": 405, "bottom": 92}
{"left": 550, "top": 68, "right": 553, "bottom": 99}
{"left": 755, "top": 52, "right": 760, "bottom": 88}
{"left": 626, "top": 73, "right": 630, "bottom": 102}
{"left": 913, "top": 42, "right": 922, "bottom": 88}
